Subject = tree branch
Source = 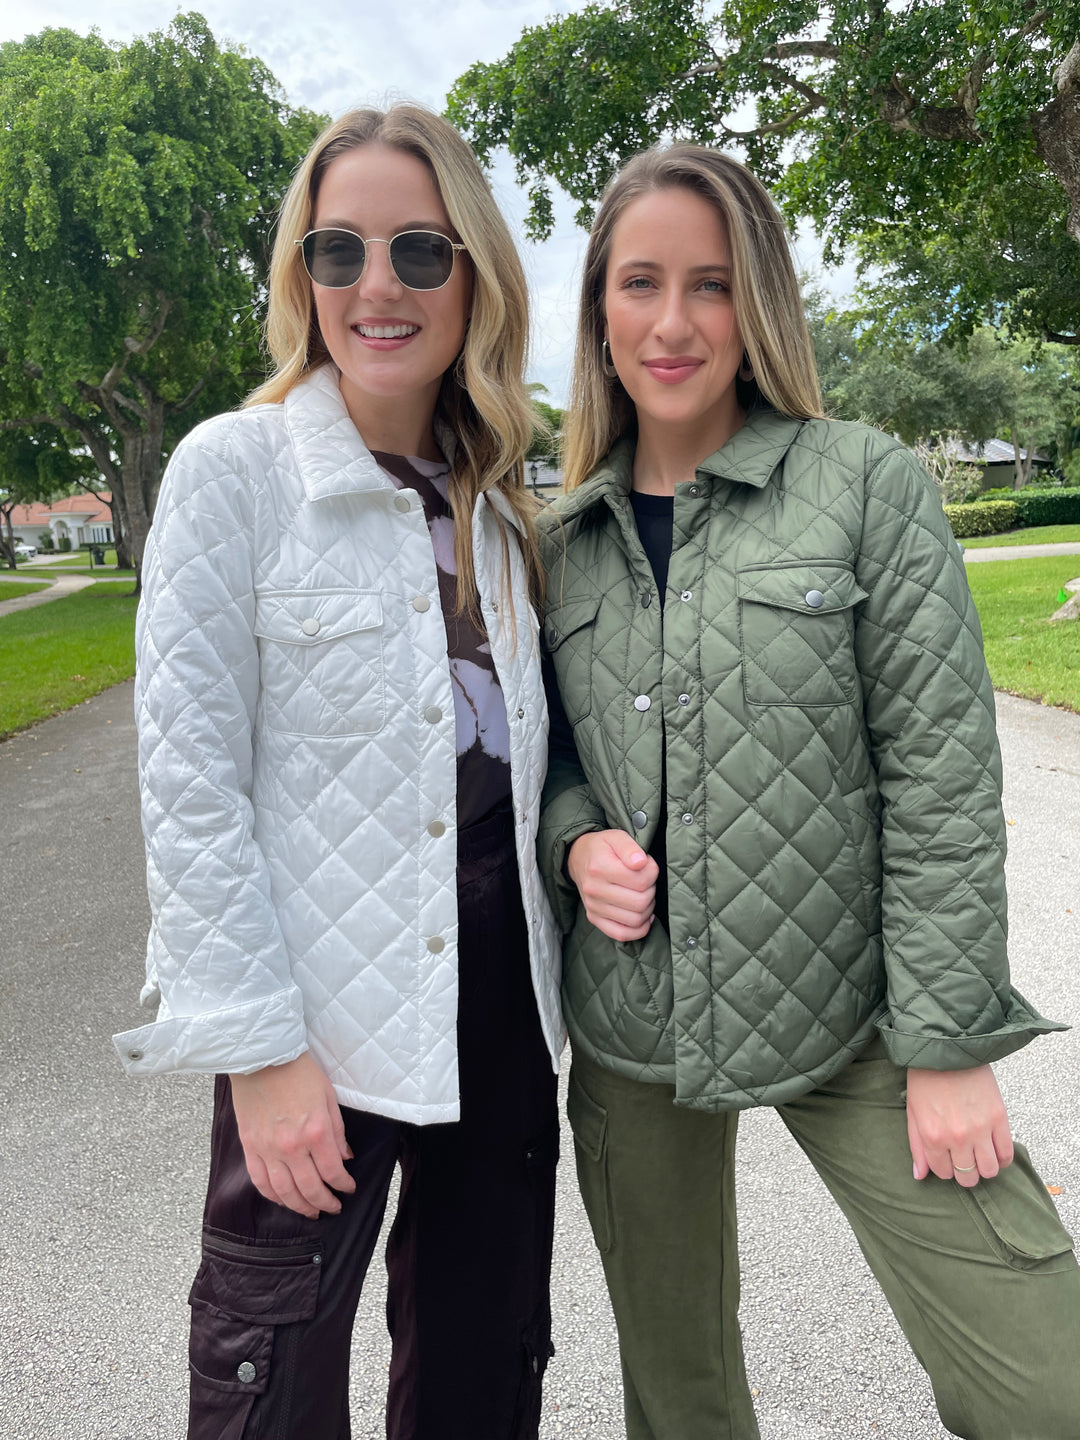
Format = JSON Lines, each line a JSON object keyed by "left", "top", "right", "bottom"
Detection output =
{"left": 1042, "top": 326, "right": 1080, "bottom": 345}
{"left": 123, "top": 293, "right": 172, "bottom": 357}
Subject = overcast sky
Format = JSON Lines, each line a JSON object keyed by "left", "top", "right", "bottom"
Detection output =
{"left": 2, "top": 2, "right": 850, "bottom": 405}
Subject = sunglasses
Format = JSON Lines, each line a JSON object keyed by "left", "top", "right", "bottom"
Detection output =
{"left": 296, "top": 228, "right": 467, "bottom": 291}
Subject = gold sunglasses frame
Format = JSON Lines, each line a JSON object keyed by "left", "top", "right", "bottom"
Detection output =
{"left": 295, "top": 228, "right": 467, "bottom": 291}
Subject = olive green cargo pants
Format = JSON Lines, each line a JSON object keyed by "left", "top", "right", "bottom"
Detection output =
{"left": 568, "top": 1039, "right": 1080, "bottom": 1440}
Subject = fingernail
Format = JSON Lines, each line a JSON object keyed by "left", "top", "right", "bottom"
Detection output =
{"left": 913, "top": 1164, "right": 919, "bottom": 1180}
{"left": 631, "top": 852, "right": 644, "bottom": 863}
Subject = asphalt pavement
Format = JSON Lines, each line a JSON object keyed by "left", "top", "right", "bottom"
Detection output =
{"left": 1, "top": 682, "right": 1078, "bottom": 1440}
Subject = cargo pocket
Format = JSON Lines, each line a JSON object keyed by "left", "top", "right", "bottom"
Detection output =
{"left": 737, "top": 561, "right": 867, "bottom": 707}
{"left": 187, "top": 1234, "right": 323, "bottom": 1440}
{"left": 963, "top": 1144, "right": 1077, "bottom": 1273}
{"left": 567, "top": 1067, "right": 614, "bottom": 1254}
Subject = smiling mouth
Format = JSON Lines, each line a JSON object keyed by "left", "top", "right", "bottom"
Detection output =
{"left": 353, "top": 323, "right": 420, "bottom": 339}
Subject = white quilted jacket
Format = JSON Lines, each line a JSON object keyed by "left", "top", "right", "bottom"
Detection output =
{"left": 113, "top": 365, "right": 564, "bottom": 1123}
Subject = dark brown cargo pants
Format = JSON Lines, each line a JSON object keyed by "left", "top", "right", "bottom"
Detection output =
{"left": 186, "top": 807, "right": 559, "bottom": 1440}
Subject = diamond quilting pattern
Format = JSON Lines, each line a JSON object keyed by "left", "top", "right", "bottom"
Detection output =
{"left": 538, "top": 412, "right": 1059, "bottom": 1111}
{"left": 114, "top": 366, "right": 564, "bottom": 1119}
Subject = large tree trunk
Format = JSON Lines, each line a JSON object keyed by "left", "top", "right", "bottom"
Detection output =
{"left": 1033, "top": 42, "right": 1080, "bottom": 244}
{"left": 117, "top": 399, "right": 165, "bottom": 597}
{"left": 107, "top": 490, "right": 131, "bottom": 569}
{"left": 1, "top": 508, "right": 16, "bottom": 569}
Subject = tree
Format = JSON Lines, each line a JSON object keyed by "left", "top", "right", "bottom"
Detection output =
{"left": 526, "top": 386, "right": 564, "bottom": 467}
{"left": 0, "top": 15, "right": 324, "bottom": 590}
{"left": 447, "top": 0, "right": 1080, "bottom": 343}
{"left": 0, "top": 428, "right": 96, "bottom": 568}
{"left": 807, "top": 296, "right": 1080, "bottom": 485}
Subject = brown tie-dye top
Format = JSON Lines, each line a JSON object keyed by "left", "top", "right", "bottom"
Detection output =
{"left": 373, "top": 451, "right": 512, "bottom": 829}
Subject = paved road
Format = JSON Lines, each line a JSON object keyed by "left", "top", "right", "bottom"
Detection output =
{"left": 1, "top": 684, "right": 1078, "bottom": 1439}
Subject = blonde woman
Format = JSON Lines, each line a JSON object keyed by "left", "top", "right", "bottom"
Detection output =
{"left": 539, "top": 143, "right": 1080, "bottom": 1440}
{"left": 114, "top": 105, "right": 563, "bottom": 1439}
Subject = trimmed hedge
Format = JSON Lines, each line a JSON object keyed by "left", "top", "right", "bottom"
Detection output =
{"left": 943, "top": 500, "right": 1020, "bottom": 538}
{"left": 944, "top": 487, "right": 1080, "bottom": 538}
{"left": 1012, "top": 489, "right": 1080, "bottom": 526}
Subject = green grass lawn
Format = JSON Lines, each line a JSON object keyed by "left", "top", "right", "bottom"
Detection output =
{"left": 965, "top": 556, "right": 1080, "bottom": 712}
{"left": 0, "top": 580, "right": 50, "bottom": 602}
{"left": 962, "top": 524, "right": 1080, "bottom": 548}
{"left": 0, "top": 587, "right": 137, "bottom": 738}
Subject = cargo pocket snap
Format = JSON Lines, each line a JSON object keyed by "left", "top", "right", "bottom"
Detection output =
{"left": 567, "top": 1069, "right": 614, "bottom": 1254}
{"left": 187, "top": 1234, "right": 323, "bottom": 1437}
{"left": 964, "top": 1145, "right": 1077, "bottom": 1273}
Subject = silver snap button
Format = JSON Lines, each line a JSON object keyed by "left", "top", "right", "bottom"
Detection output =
{"left": 688, "top": 485, "right": 701, "bottom": 498}
{"left": 300, "top": 616, "right": 321, "bottom": 636}
{"left": 127, "top": 1049, "right": 143, "bottom": 1061}
{"left": 394, "top": 493, "right": 412, "bottom": 512}
{"left": 312, "top": 1254, "right": 322, "bottom": 1265}
{"left": 631, "top": 810, "right": 648, "bottom": 830}
{"left": 686, "top": 936, "right": 699, "bottom": 949}
{"left": 427, "top": 936, "right": 445, "bottom": 953}
{"left": 237, "top": 1362, "right": 257, "bottom": 1384}
{"left": 680, "top": 590, "right": 693, "bottom": 602}
{"left": 634, "top": 694, "right": 651, "bottom": 712}
{"left": 681, "top": 812, "right": 694, "bottom": 825}
{"left": 427, "top": 820, "right": 446, "bottom": 838}
{"left": 517, "top": 708, "right": 525, "bottom": 719}
{"left": 547, "top": 625, "right": 559, "bottom": 645}
{"left": 424, "top": 706, "right": 443, "bottom": 724}
{"left": 641, "top": 592, "right": 652, "bottom": 608}
{"left": 412, "top": 595, "right": 431, "bottom": 613}
{"left": 805, "top": 589, "right": 825, "bottom": 609}
{"left": 678, "top": 693, "right": 690, "bottom": 706}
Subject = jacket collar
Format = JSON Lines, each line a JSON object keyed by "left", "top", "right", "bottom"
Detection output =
{"left": 556, "top": 407, "right": 806, "bottom": 520}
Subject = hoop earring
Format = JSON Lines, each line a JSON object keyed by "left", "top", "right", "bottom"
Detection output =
{"left": 738, "top": 350, "right": 755, "bottom": 383}
{"left": 602, "top": 339, "right": 619, "bottom": 380}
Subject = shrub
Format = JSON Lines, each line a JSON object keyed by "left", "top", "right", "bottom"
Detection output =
{"left": 37, "top": 530, "right": 55, "bottom": 551}
{"left": 943, "top": 501, "right": 1020, "bottom": 538}
{"left": 912, "top": 440, "right": 983, "bottom": 506}
{"left": 1012, "top": 489, "right": 1080, "bottom": 527}
{"left": 57, "top": 535, "right": 72, "bottom": 552}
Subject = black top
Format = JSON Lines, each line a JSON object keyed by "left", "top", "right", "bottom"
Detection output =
{"left": 546, "top": 486, "right": 675, "bottom": 926}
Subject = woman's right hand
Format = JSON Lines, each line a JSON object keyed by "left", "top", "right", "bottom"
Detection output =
{"left": 229, "top": 1052, "right": 357, "bottom": 1219}
{"left": 567, "top": 830, "right": 659, "bottom": 941}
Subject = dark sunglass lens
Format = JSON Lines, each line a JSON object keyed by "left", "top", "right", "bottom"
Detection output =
{"left": 304, "top": 230, "right": 366, "bottom": 287}
{"left": 390, "top": 232, "right": 455, "bottom": 290}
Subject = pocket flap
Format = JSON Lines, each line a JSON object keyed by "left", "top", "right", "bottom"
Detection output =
{"left": 543, "top": 593, "right": 602, "bottom": 651}
{"left": 737, "top": 563, "right": 867, "bottom": 615}
{"left": 254, "top": 590, "right": 383, "bottom": 645}
{"left": 567, "top": 1073, "right": 608, "bottom": 1163}
{"left": 192, "top": 1241, "right": 323, "bottom": 1325}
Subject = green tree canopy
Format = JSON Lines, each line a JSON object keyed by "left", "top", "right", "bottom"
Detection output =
{"left": 0, "top": 14, "right": 324, "bottom": 586}
{"left": 0, "top": 427, "right": 96, "bottom": 567}
{"left": 447, "top": 0, "right": 1080, "bottom": 344}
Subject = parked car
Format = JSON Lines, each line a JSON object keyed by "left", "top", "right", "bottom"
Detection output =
{"left": 13, "top": 541, "right": 37, "bottom": 560}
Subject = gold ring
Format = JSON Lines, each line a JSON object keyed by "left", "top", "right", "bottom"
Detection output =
{"left": 953, "top": 1163, "right": 977, "bottom": 1173}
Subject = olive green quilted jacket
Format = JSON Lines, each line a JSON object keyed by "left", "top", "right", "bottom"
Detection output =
{"left": 538, "top": 409, "right": 1061, "bottom": 1111}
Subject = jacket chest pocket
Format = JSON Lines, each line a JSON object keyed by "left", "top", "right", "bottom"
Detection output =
{"left": 254, "top": 589, "right": 385, "bottom": 737}
{"left": 543, "top": 594, "right": 602, "bottom": 726}
{"left": 737, "top": 563, "right": 867, "bottom": 708}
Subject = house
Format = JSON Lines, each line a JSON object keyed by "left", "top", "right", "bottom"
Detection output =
{"left": 943, "top": 439, "right": 1051, "bottom": 489}
{"left": 8, "top": 493, "right": 114, "bottom": 550}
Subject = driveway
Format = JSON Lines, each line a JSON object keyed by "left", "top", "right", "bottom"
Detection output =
{"left": 1, "top": 683, "right": 1077, "bottom": 1439}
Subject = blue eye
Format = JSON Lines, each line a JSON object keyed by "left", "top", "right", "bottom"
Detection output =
{"left": 700, "top": 277, "right": 729, "bottom": 293}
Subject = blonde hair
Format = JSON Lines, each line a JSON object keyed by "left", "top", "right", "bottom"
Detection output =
{"left": 563, "top": 144, "right": 824, "bottom": 490}
{"left": 248, "top": 104, "right": 541, "bottom": 618}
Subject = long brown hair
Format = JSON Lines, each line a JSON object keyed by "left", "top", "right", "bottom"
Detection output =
{"left": 248, "top": 104, "right": 542, "bottom": 620}
{"left": 563, "top": 144, "right": 824, "bottom": 490}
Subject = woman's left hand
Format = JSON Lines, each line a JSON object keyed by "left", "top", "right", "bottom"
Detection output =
{"left": 906, "top": 1065, "right": 1014, "bottom": 1187}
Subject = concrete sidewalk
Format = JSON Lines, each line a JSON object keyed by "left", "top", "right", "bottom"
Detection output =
{"left": 0, "top": 572, "right": 95, "bottom": 617}
{"left": 963, "top": 540, "right": 1080, "bottom": 563}
{"left": 1, "top": 683, "right": 1077, "bottom": 1440}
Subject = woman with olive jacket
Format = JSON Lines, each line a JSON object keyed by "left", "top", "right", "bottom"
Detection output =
{"left": 538, "top": 142, "right": 1080, "bottom": 1440}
